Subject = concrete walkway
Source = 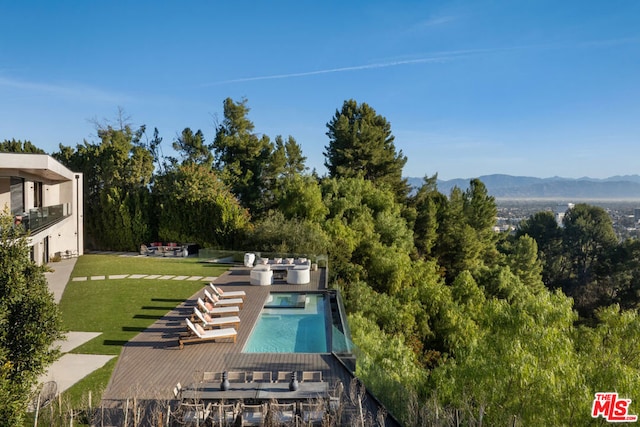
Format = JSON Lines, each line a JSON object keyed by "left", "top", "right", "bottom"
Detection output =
{"left": 36, "top": 258, "right": 115, "bottom": 399}
{"left": 44, "top": 257, "right": 78, "bottom": 304}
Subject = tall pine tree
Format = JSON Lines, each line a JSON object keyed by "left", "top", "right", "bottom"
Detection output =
{"left": 324, "top": 99, "right": 409, "bottom": 201}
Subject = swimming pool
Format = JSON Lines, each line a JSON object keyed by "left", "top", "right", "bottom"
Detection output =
{"left": 243, "top": 293, "right": 328, "bottom": 353}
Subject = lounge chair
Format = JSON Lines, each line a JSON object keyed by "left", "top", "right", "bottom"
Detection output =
{"left": 209, "top": 282, "right": 246, "bottom": 299}
{"left": 193, "top": 306, "right": 240, "bottom": 330}
{"left": 178, "top": 318, "right": 237, "bottom": 349}
{"left": 204, "top": 289, "right": 244, "bottom": 309}
{"left": 197, "top": 298, "right": 240, "bottom": 317}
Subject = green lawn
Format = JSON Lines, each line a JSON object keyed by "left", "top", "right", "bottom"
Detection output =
{"left": 55, "top": 254, "right": 231, "bottom": 406}
{"left": 68, "top": 253, "right": 226, "bottom": 278}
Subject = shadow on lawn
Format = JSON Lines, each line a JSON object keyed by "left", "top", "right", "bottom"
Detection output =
{"left": 121, "top": 326, "right": 183, "bottom": 335}
{"left": 150, "top": 298, "right": 185, "bottom": 303}
{"left": 140, "top": 305, "right": 176, "bottom": 310}
{"left": 104, "top": 339, "right": 176, "bottom": 349}
{"left": 132, "top": 314, "right": 164, "bottom": 320}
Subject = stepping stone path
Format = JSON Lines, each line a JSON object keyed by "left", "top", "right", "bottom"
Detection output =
{"left": 70, "top": 274, "right": 219, "bottom": 282}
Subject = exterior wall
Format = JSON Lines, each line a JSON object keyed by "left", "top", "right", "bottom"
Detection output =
{"left": 27, "top": 175, "right": 84, "bottom": 264}
{"left": 0, "top": 154, "right": 84, "bottom": 265}
{"left": 0, "top": 178, "right": 10, "bottom": 212}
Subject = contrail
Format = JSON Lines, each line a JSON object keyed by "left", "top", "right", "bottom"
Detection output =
{"left": 204, "top": 54, "right": 462, "bottom": 86}
{"left": 203, "top": 37, "right": 640, "bottom": 86}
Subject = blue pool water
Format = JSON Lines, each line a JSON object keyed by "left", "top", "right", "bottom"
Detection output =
{"left": 243, "top": 293, "right": 328, "bottom": 353}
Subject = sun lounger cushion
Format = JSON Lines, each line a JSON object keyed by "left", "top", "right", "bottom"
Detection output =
{"left": 195, "top": 323, "right": 206, "bottom": 336}
{"left": 204, "top": 289, "right": 218, "bottom": 303}
{"left": 209, "top": 284, "right": 246, "bottom": 299}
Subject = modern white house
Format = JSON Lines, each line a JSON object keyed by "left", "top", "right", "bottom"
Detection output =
{"left": 0, "top": 153, "right": 83, "bottom": 265}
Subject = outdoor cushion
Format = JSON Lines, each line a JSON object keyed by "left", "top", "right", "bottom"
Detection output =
{"left": 209, "top": 283, "right": 246, "bottom": 299}
{"left": 195, "top": 323, "right": 206, "bottom": 336}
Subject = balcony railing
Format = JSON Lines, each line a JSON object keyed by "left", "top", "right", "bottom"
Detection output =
{"left": 15, "top": 204, "right": 71, "bottom": 233}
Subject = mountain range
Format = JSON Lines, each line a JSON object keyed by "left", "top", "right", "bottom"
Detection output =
{"left": 406, "top": 174, "right": 640, "bottom": 199}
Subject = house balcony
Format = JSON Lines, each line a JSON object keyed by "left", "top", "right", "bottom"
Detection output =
{"left": 15, "top": 203, "right": 71, "bottom": 234}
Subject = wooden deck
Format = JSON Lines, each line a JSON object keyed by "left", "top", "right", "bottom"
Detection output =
{"left": 102, "top": 266, "right": 342, "bottom": 401}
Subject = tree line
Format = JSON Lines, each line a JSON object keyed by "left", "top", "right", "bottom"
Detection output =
{"left": 3, "top": 98, "right": 640, "bottom": 425}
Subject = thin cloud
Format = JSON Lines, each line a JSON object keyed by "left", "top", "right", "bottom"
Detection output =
{"left": 0, "top": 76, "right": 133, "bottom": 104}
{"left": 577, "top": 36, "right": 640, "bottom": 49}
{"left": 415, "top": 15, "right": 457, "bottom": 29}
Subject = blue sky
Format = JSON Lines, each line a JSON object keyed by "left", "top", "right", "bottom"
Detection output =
{"left": 1, "top": 1, "right": 639, "bottom": 180}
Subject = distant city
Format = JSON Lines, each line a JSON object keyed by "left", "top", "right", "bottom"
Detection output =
{"left": 495, "top": 200, "right": 640, "bottom": 240}
{"left": 406, "top": 174, "right": 640, "bottom": 240}
{"left": 407, "top": 174, "right": 640, "bottom": 199}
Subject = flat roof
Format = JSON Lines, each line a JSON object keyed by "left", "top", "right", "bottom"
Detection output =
{"left": 0, "top": 153, "right": 77, "bottom": 183}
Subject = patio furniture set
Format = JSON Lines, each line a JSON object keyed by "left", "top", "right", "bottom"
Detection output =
{"left": 171, "top": 370, "right": 332, "bottom": 426}
{"left": 140, "top": 242, "right": 189, "bottom": 257}
{"left": 248, "top": 256, "right": 313, "bottom": 286}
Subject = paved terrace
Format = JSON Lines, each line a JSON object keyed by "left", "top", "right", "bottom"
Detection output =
{"left": 101, "top": 265, "right": 345, "bottom": 401}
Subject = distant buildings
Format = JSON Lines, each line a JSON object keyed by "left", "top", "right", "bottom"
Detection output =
{"left": 555, "top": 203, "right": 575, "bottom": 226}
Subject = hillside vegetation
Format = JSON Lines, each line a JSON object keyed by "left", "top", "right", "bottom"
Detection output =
{"left": 6, "top": 99, "right": 640, "bottom": 426}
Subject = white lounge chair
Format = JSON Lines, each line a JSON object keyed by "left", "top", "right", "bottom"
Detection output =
{"left": 209, "top": 283, "right": 246, "bottom": 299}
{"left": 179, "top": 318, "right": 237, "bottom": 349}
{"left": 197, "top": 298, "right": 240, "bottom": 317}
{"left": 204, "top": 289, "right": 244, "bottom": 309}
{"left": 193, "top": 306, "right": 240, "bottom": 330}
